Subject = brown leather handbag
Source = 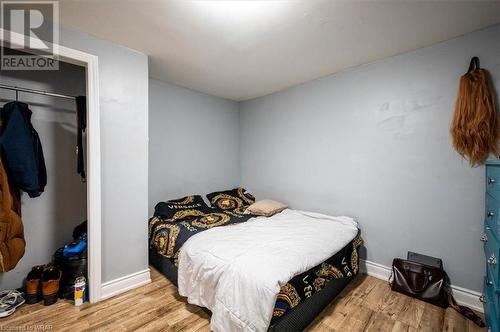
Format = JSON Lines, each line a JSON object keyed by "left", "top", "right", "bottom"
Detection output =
{"left": 390, "top": 258, "right": 485, "bottom": 327}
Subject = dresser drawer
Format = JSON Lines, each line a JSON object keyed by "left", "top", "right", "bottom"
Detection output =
{"left": 484, "top": 276, "right": 500, "bottom": 332}
{"left": 487, "top": 165, "right": 500, "bottom": 202}
{"left": 484, "top": 225, "right": 500, "bottom": 285}
{"left": 486, "top": 193, "right": 500, "bottom": 236}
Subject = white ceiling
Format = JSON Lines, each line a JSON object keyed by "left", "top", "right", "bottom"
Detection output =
{"left": 60, "top": 0, "right": 500, "bottom": 101}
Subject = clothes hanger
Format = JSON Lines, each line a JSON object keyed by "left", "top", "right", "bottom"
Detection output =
{"left": 467, "top": 56, "right": 480, "bottom": 73}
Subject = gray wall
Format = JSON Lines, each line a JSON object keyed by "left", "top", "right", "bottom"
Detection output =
{"left": 149, "top": 79, "right": 240, "bottom": 214}
{"left": 239, "top": 25, "right": 500, "bottom": 292}
{"left": 57, "top": 28, "right": 149, "bottom": 283}
{"left": 0, "top": 62, "right": 87, "bottom": 290}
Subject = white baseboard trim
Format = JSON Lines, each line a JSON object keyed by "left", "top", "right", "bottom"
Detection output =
{"left": 100, "top": 268, "right": 151, "bottom": 301}
{"left": 359, "top": 259, "right": 483, "bottom": 313}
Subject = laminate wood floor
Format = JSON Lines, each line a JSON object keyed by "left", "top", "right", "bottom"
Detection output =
{"left": 0, "top": 267, "right": 485, "bottom": 332}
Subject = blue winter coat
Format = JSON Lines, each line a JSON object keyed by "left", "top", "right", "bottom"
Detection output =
{"left": 0, "top": 101, "right": 47, "bottom": 197}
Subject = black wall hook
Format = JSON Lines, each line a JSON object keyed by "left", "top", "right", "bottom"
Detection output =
{"left": 467, "top": 56, "right": 480, "bottom": 72}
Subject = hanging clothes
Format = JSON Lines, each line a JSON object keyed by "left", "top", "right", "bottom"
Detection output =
{"left": 75, "top": 96, "right": 86, "bottom": 182}
{"left": 0, "top": 159, "right": 25, "bottom": 272}
{"left": 0, "top": 101, "right": 47, "bottom": 197}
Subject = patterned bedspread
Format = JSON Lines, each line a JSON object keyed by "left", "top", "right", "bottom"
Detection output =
{"left": 149, "top": 210, "right": 257, "bottom": 265}
{"left": 149, "top": 189, "right": 258, "bottom": 265}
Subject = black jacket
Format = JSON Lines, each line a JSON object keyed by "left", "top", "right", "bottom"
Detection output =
{"left": 0, "top": 101, "right": 47, "bottom": 197}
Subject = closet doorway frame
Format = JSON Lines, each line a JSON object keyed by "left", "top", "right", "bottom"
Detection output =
{"left": 0, "top": 29, "right": 102, "bottom": 303}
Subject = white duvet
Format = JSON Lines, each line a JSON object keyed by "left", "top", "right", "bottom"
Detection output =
{"left": 178, "top": 209, "right": 358, "bottom": 332}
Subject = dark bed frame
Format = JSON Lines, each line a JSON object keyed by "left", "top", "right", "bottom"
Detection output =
{"left": 149, "top": 249, "right": 357, "bottom": 331}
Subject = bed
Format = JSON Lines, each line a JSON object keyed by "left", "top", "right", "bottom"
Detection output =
{"left": 148, "top": 189, "right": 363, "bottom": 332}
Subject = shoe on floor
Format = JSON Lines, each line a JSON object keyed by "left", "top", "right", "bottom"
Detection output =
{"left": 42, "top": 265, "right": 61, "bottom": 306}
{"left": 0, "top": 289, "right": 17, "bottom": 299}
{"left": 0, "top": 290, "right": 25, "bottom": 318}
{"left": 0, "top": 289, "right": 23, "bottom": 301}
{"left": 26, "top": 265, "right": 44, "bottom": 304}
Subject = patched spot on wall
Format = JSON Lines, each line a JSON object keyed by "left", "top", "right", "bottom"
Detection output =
{"left": 376, "top": 92, "right": 441, "bottom": 138}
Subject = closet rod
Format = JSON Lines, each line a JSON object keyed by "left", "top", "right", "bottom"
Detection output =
{"left": 0, "top": 84, "right": 76, "bottom": 100}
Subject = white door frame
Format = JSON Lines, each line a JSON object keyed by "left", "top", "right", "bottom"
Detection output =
{"left": 0, "top": 29, "right": 102, "bottom": 303}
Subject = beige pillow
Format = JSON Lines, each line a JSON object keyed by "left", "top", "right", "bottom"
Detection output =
{"left": 244, "top": 200, "right": 288, "bottom": 217}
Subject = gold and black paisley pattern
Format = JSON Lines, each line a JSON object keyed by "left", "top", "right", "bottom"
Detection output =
{"left": 153, "top": 232, "right": 168, "bottom": 254}
{"left": 273, "top": 309, "right": 285, "bottom": 318}
{"left": 238, "top": 187, "right": 255, "bottom": 205}
{"left": 148, "top": 216, "right": 161, "bottom": 238}
{"left": 233, "top": 206, "right": 248, "bottom": 215}
{"left": 207, "top": 188, "right": 255, "bottom": 210}
{"left": 153, "top": 224, "right": 180, "bottom": 258}
{"left": 317, "top": 262, "right": 344, "bottom": 279}
{"left": 275, "top": 283, "right": 300, "bottom": 313}
{"left": 351, "top": 235, "right": 363, "bottom": 274}
{"left": 173, "top": 251, "right": 180, "bottom": 267}
{"left": 351, "top": 247, "right": 359, "bottom": 274}
{"left": 353, "top": 235, "right": 363, "bottom": 249}
{"left": 212, "top": 194, "right": 244, "bottom": 210}
{"left": 192, "top": 213, "right": 231, "bottom": 228}
{"left": 170, "top": 209, "right": 206, "bottom": 221}
{"left": 313, "top": 277, "right": 327, "bottom": 292}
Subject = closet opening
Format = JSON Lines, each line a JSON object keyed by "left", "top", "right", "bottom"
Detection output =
{"left": 0, "top": 30, "right": 101, "bottom": 304}
{"left": 0, "top": 49, "right": 90, "bottom": 305}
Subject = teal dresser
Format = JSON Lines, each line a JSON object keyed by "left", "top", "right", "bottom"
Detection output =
{"left": 484, "top": 160, "right": 500, "bottom": 331}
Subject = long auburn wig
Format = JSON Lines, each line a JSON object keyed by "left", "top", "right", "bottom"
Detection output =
{"left": 450, "top": 67, "right": 500, "bottom": 166}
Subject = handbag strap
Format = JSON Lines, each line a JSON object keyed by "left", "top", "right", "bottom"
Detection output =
{"left": 447, "top": 287, "right": 485, "bottom": 327}
{"left": 391, "top": 259, "right": 485, "bottom": 327}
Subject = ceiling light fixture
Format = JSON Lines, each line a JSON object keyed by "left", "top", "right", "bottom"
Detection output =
{"left": 190, "top": 0, "right": 287, "bottom": 23}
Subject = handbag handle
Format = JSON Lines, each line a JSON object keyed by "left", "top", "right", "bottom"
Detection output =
{"left": 412, "top": 274, "right": 430, "bottom": 293}
{"left": 402, "top": 264, "right": 430, "bottom": 293}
